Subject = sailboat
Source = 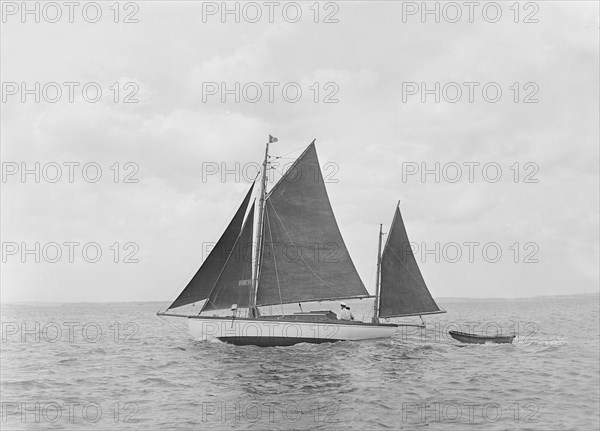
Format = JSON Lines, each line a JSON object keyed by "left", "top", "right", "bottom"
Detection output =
{"left": 158, "top": 137, "right": 445, "bottom": 346}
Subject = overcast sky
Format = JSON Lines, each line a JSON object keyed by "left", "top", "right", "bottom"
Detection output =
{"left": 1, "top": 1, "right": 598, "bottom": 303}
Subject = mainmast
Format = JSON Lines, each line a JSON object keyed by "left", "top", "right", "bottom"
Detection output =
{"left": 372, "top": 224, "right": 384, "bottom": 323}
{"left": 249, "top": 137, "right": 271, "bottom": 317}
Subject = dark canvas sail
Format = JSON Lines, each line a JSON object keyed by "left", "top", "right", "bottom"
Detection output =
{"left": 378, "top": 205, "right": 445, "bottom": 317}
{"left": 256, "top": 143, "right": 370, "bottom": 306}
{"left": 167, "top": 183, "right": 254, "bottom": 309}
{"left": 202, "top": 203, "right": 255, "bottom": 311}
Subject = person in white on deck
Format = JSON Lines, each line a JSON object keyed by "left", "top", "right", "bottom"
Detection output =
{"left": 339, "top": 303, "right": 354, "bottom": 321}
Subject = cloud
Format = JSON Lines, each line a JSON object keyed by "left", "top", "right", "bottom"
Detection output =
{"left": 1, "top": 1, "right": 598, "bottom": 302}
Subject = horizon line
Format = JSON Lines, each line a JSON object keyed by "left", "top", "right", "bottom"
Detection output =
{"left": 1, "top": 291, "right": 598, "bottom": 305}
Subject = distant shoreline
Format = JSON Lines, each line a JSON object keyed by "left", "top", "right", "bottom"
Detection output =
{"left": 436, "top": 292, "right": 600, "bottom": 302}
{"left": 1, "top": 291, "right": 598, "bottom": 305}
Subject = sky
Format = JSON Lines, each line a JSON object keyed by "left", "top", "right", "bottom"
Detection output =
{"left": 1, "top": 1, "right": 599, "bottom": 303}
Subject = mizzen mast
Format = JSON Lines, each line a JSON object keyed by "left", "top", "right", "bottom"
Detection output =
{"left": 372, "top": 223, "right": 385, "bottom": 323}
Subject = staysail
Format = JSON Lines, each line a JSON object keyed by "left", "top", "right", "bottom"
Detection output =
{"left": 378, "top": 205, "right": 445, "bottom": 317}
{"left": 202, "top": 203, "right": 255, "bottom": 311}
{"left": 256, "top": 143, "right": 370, "bottom": 306}
{"left": 167, "top": 183, "right": 254, "bottom": 309}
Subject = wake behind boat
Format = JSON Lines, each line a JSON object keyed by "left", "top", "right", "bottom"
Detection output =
{"left": 158, "top": 137, "right": 445, "bottom": 346}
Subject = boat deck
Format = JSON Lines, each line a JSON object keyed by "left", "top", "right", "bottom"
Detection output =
{"left": 187, "top": 311, "right": 398, "bottom": 327}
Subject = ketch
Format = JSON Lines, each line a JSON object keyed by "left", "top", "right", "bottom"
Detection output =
{"left": 158, "top": 137, "right": 445, "bottom": 346}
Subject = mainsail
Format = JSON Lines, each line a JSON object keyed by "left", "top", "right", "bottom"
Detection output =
{"left": 256, "top": 143, "right": 370, "bottom": 306}
{"left": 167, "top": 183, "right": 254, "bottom": 309}
{"left": 202, "top": 203, "right": 255, "bottom": 311}
{"left": 378, "top": 205, "right": 445, "bottom": 318}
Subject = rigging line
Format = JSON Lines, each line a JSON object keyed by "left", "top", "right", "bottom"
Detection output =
{"left": 268, "top": 199, "right": 358, "bottom": 298}
{"left": 200, "top": 295, "right": 219, "bottom": 315}
{"left": 235, "top": 246, "right": 253, "bottom": 312}
{"left": 157, "top": 301, "right": 174, "bottom": 316}
{"left": 273, "top": 145, "right": 310, "bottom": 159}
{"left": 199, "top": 204, "right": 256, "bottom": 314}
{"left": 269, "top": 156, "right": 299, "bottom": 160}
{"left": 367, "top": 256, "right": 376, "bottom": 293}
{"left": 367, "top": 236, "right": 379, "bottom": 293}
{"left": 386, "top": 245, "right": 437, "bottom": 296}
{"left": 381, "top": 207, "right": 440, "bottom": 304}
{"left": 363, "top": 243, "right": 379, "bottom": 321}
{"left": 266, "top": 144, "right": 314, "bottom": 200}
{"left": 265, "top": 207, "right": 285, "bottom": 315}
{"left": 157, "top": 313, "right": 193, "bottom": 338}
{"left": 268, "top": 164, "right": 290, "bottom": 183}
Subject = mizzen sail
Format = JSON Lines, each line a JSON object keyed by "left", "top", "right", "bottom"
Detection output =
{"left": 378, "top": 205, "right": 445, "bottom": 318}
{"left": 167, "top": 183, "right": 254, "bottom": 309}
{"left": 256, "top": 143, "right": 370, "bottom": 306}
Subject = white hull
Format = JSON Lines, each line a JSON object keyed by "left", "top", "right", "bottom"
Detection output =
{"left": 187, "top": 316, "right": 397, "bottom": 346}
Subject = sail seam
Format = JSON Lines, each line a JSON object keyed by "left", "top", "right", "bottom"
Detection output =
{"left": 200, "top": 203, "right": 255, "bottom": 313}
{"left": 385, "top": 244, "right": 441, "bottom": 310}
{"left": 267, "top": 199, "right": 356, "bottom": 297}
{"left": 386, "top": 246, "right": 427, "bottom": 291}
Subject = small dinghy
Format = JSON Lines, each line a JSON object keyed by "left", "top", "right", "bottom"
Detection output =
{"left": 449, "top": 330, "right": 515, "bottom": 344}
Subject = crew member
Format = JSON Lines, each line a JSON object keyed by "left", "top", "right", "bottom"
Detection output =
{"left": 339, "top": 303, "right": 354, "bottom": 320}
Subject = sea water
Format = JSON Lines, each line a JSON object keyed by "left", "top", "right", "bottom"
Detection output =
{"left": 1, "top": 295, "right": 598, "bottom": 430}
